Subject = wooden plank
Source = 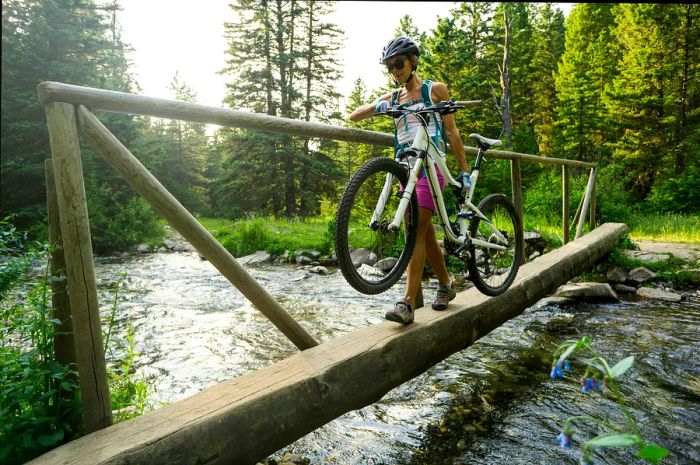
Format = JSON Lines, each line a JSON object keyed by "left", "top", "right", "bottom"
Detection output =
{"left": 44, "top": 103, "right": 112, "bottom": 432}
{"left": 38, "top": 81, "right": 594, "bottom": 168}
{"left": 75, "top": 106, "right": 318, "bottom": 351}
{"left": 562, "top": 165, "right": 570, "bottom": 244}
{"left": 510, "top": 158, "right": 525, "bottom": 262}
{"left": 589, "top": 170, "right": 597, "bottom": 230}
{"left": 44, "top": 160, "right": 76, "bottom": 374}
{"left": 29, "top": 223, "right": 628, "bottom": 465}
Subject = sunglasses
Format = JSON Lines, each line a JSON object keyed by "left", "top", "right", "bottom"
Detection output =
{"left": 385, "top": 57, "right": 406, "bottom": 72}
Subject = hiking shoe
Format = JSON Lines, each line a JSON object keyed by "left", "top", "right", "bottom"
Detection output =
{"left": 432, "top": 283, "right": 456, "bottom": 310}
{"left": 385, "top": 300, "right": 414, "bottom": 325}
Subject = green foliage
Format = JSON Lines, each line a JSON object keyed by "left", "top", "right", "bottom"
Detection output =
{"left": 603, "top": 4, "right": 699, "bottom": 200}
{"left": 217, "top": 0, "right": 344, "bottom": 218}
{"left": 1, "top": 0, "right": 141, "bottom": 235}
{"left": 85, "top": 176, "right": 163, "bottom": 253}
{"left": 645, "top": 164, "right": 700, "bottom": 214}
{"left": 0, "top": 222, "right": 154, "bottom": 463}
{"left": 0, "top": 224, "right": 81, "bottom": 464}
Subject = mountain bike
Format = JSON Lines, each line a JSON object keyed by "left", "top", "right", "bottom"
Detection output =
{"left": 334, "top": 100, "right": 523, "bottom": 296}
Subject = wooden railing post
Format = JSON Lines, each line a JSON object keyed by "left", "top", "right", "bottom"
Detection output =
{"left": 510, "top": 158, "right": 525, "bottom": 262}
{"left": 562, "top": 165, "right": 570, "bottom": 244}
{"left": 44, "top": 103, "right": 112, "bottom": 432}
{"left": 44, "top": 160, "right": 77, "bottom": 373}
{"left": 589, "top": 170, "right": 597, "bottom": 229}
{"left": 575, "top": 167, "right": 596, "bottom": 239}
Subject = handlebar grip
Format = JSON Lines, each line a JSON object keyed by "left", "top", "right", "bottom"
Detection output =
{"left": 455, "top": 100, "right": 482, "bottom": 107}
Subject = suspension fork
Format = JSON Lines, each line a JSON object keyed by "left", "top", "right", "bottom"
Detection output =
{"left": 369, "top": 157, "right": 422, "bottom": 229}
{"left": 387, "top": 156, "right": 423, "bottom": 231}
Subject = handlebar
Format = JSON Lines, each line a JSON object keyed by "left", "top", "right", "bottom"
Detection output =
{"left": 376, "top": 100, "right": 471, "bottom": 118}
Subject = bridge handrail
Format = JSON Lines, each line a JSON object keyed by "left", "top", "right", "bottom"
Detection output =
{"left": 38, "top": 81, "right": 595, "bottom": 169}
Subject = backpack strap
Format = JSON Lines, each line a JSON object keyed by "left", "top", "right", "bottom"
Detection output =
{"left": 421, "top": 80, "right": 448, "bottom": 150}
{"left": 391, "top": 89, "right": 401, "bottom": 154}
{"left": 421, "top": 80, "right": 433, "bottom": 105}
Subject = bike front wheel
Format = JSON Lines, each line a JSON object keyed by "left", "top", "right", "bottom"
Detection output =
{"left": 334, "top": 157, "right": 419, "bottom": 294}
{"left": 467, "top": 194, "right": 523, "bottom": 296}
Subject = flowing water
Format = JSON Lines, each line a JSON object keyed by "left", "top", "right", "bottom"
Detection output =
{"left": 95, "top": 251, "right": 700, "bottom": 465}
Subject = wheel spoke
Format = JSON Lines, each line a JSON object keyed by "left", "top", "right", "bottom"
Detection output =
{"left": 335, "top": 158, "right": 418, "bottom": 294}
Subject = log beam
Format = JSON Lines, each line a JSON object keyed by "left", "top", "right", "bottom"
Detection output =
{"left": 29, "top": 223, "right": 627, "bottom": 465}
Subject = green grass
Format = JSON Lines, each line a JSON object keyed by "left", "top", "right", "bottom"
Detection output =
{"left": 624, "top": 212, "right": 700, "bottom": 243}
{"left": 522, "top": 211, "right": 699, "bottom": 247}
{"left": 198, "top": 216, "right": 334, "bottom": 258}
{"left": 195, "top": 211, "right": 698, "bottom": 260}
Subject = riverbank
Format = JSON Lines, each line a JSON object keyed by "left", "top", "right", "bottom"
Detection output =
{"left": 133, "top": 223, "right": 700, "bottom": 294}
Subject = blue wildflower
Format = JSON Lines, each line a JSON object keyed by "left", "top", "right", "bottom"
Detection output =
{"left": 556, "top": 431, "right": 572, "bottom": 449}
{"left": 564, "top": 360, "right": 571, "bottom": 372}
{"left": 580, "top": 377, "right": 601, "bottom": 393}
{"left": 551, "top": 361, "right": 565, "bottom": 379}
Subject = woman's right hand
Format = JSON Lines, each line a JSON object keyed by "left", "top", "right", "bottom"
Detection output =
{"left": 374, "top": 100, "right": 390, "bottom": 114}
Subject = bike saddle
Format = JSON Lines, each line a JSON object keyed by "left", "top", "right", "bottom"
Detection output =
{"left": 468, "top": 134, "right": 502, "bottom": 150}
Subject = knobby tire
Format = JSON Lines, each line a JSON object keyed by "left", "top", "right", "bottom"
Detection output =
{"left": 335, "top": 157, "right": 419, "bottom": 294}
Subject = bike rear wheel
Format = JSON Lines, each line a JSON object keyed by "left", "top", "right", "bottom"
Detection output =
{"left": 335, "top": 157, "right": 419, "bottom": 294}
{"left": 467, "top": 194, "right": 523, "bottom": 296}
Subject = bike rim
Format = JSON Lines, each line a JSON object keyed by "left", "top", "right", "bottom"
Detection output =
{"left": 343, "top": 165, "right": 414, "bottom": 290}
{"left": 470, "top": 203, "right": 518, "bottom": 290}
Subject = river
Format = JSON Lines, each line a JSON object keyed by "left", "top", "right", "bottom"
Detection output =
{"left": 94, "top": 251, "right": 700, "bottom": 465}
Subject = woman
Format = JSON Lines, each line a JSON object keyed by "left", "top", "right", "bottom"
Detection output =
{"left": 349, "top": 36, "right": 470, "bottom": 324}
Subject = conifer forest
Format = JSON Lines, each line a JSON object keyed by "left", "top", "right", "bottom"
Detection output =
{"left": 2, "top": 1, "right": 698, "bottom": 250}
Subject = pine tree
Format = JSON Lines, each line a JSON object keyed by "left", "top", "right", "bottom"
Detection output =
{"left": 553, "top": 3, "right": 620, "bottom": 163}
{"left": 1, "top": 0, "right": 159, "bottom": 248}
{"left": 489, "top": 3, "right": 537, "bottom": 152}
{"left": 298, "top": 0, "right": 344, "bottom": 216}
{"left": 217, "top": 0, "right": 343, "bottom": 218}
{"left": 530, "top": 3, "right": 566, "bottom": 157}
{"left": 423, "top": 3, "right": 499, "bottom": 138}
{"left": 604, "top": 4, "right": 699, "bottom": 200}
{"left": 142, "top": 72, "right": 210, "bottom": 213}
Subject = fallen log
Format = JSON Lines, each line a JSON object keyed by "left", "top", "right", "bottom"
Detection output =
{"left": 29, "top": 223, "right": 627, "bottom": 465}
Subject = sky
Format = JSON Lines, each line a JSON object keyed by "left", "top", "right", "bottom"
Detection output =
{"left": 118, "top": 1, "right": 573, "bottom": 112}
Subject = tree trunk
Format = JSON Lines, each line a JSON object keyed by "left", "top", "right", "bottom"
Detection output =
{"left": 500, "top": 9, "right": 513, "bottom": 148}
{"left": 676, "top": 4, "right": 691, "bottom": 174}
{"left": 263, "top": 1, "right": 282, "bottom": 213}
{"left": 276, "top": 0, "right": 296, "bottom": 217}
{"left": 300, "top": 3, "right": 315, "bottom": 215}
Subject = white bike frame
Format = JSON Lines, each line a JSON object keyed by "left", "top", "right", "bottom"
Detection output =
{"left": 371, "top": 119, "right": 508, "bottom": 252}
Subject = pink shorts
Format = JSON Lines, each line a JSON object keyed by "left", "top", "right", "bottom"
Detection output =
{"left": 414, "top": 165, "right": 445, "bottom": 212}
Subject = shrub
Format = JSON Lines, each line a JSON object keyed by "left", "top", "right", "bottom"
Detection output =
{"left": 0, "top": 223, "right": 81, "bottom": 464}
{"left": 644, "top": 165, "right": 700, "bottom": 214}
{"left": 85, "top": 177, "right": 163, "bottom": 253}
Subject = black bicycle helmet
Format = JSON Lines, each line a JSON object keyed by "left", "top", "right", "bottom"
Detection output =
{"left": 381, "top": 36, "right": 420, "bottom": 63}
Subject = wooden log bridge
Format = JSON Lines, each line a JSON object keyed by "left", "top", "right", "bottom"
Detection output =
{"left": 30, "top": 223, "right": 628, "bottom": 465}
